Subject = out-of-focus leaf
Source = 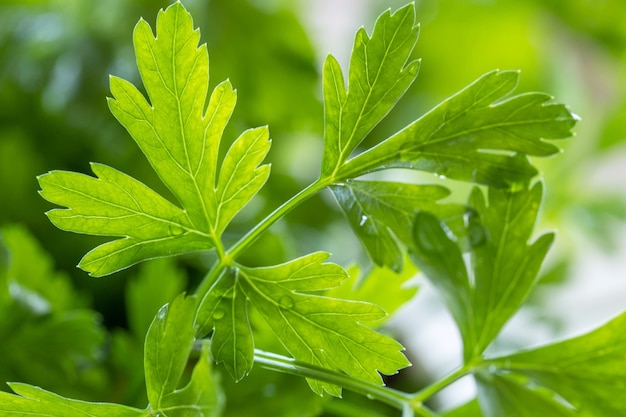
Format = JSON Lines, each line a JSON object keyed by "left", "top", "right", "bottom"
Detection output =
{"left": 338, "top": 71, "right": 577, "bottom": 188}
{"left": 330, "top": 180, "right": 467, "bottom": 272}
{"left": 326, "top": 260, "right": 418, "bottom": 324}
{"left": 475, "top": 372, "right": 576, "bottom": 417}
{"left": 0, "top": 226, "right": 106, "bottom": 396}
{"left": 126, "top": 258, "right": 187, "bottom": 339}
{"left": 442, "top": 399, "right": 483, "bottom": 417}
{"left": 411, "top": 183, "right": 553, "bottom": 361}
{"left": 196, "top": 252, "right": 410, "bottom": 396}
{"left": 0, "top": 383, "right": 143, "bottom": 417}
{"left": 490, "top": 311, "right": 626, "bottom": 416}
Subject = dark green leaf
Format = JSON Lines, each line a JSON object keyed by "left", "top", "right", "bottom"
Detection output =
{"left": 331, "top": 180, "right": 467, "bottom": 271}
{"left": 411, "top": 183, "right": 553, "bottom": 361}
{"left": 338, "top": 70, "right": 577, "bottom": 188}
{"left": 491, "top": 311, "right": 626, "bottom": 416}
{"left": 476, "top": 372, "right": 576, "bottom": 417}
{"left": 0, "top": 383, "right": 143, "bottom": 417}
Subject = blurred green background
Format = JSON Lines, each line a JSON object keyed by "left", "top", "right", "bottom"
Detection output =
{"left": 1, "top": 0, "right": 625, "bottom": 414}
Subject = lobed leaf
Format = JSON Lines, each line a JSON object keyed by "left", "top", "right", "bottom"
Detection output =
{"left": 326, "top": 260, "right": 418, "bottom": 324}
{"left": 38, "top": 2, "right": 270, "bottom": 276}
{"left": 321, "top": 3, "right": 420, "bottom": 178}
{"left": 411, "top": 183, "right": 553, "bottom": 361}
{"left": 196, "top": 252, "right": 410, "bottom": 396}
{"left": 490, "top": 311, "right": 626, "bottom": 416}
{"left": 331, "top": 180, "right": 468, "bottom": 272}
{"left": 337, "top": 70, "right": 577, "bottom": 188}
{"left": 144, "top": 294, "right": 196, "bottom": 410}
{"left": 475, "top": 373, "right": 576, "bottom": 417}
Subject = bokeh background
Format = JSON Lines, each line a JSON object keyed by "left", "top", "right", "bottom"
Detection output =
{"left": 1, "top": 0, "right": 625, "bottom": 414}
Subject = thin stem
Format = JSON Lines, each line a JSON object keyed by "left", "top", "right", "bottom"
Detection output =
{"left": 411, "top": 364, "right": 472, "bottom": 404}
{"left": 193, "top": 257, "right": 226, "bottom": 299}
{"left": 254, "top": 349, "right": 411, "bottom": 410}
{"left": 227, "top": 178, "right": 328, "bottom": 260}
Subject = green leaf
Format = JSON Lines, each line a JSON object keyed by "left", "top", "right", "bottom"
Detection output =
{"left": 491, "top": 311, "right": 626, "bottom": 416}
{"left": 126, "top": 258, "right": 187, "bottom": 339}
{"left": 38, "top": 164, "right": 211, "bottom": 277}
{"left": 337, "top": 70, "right": 577, "bottom": 188}
{"left": 442, "top": 399, "right": 483, "bottom": 417}
{"left": 144, "top": 294, "right": 196, "bottom": 410}
{"left": 38, "top": 2, "right": 270, "bottom": 276}
{"left": 321, "top": 3, "right": 420, "bottom": 178}
{"left": 411, "top": 183, "right": 553, "bottom": 361}
{"left": 326, "top": 259, "right": 418, "bottom": 324}
{"left": 196, "top": 252, "right": 410, "bottom": 396}
{"left": 0, "top": 226, "right": 106, "bottom": 396}
{"left": 0, "top": 383, "right": 144, "bottom": 417}
{"left": 475, "top": 372, "right": 576, "bottom": 417}
{"left": 196, "top": 267, "right": 254, "bottom": 382}
{"left": 158, "top": 345, "right": 224, "bottom": 417}
{"left": 330, "top": 180, "right": 468, "bottom": 271}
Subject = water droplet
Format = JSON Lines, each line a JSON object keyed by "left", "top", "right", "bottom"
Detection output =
{"left": 278, "top": 296, "right": 294, "bottom": 309}
{"left": 213, "top": 309, "right": 225, "bottom": 320}
{"left": 157, "top": 304, "right": 168, "bottom": 320}
{"left": 488, "top": 365, "right": 497, "bottom": 373}
{"left": 359, "top": 215, "right": 369, "bottom": 227}
{"left": 168, "top": 223, "right": 184, "bottom": 236}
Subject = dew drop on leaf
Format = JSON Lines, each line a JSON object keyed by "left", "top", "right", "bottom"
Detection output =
{"left": 168, "top": 223, "right": 184, "bottom": 236}
{"left": 213, "top": 309, "right": 225, "bottom": 320}
{"left": 359, "top": 215, "right": 369, "bottom": 226}
{"left": 278, "top": 295, "right": 295, "bottom": 309}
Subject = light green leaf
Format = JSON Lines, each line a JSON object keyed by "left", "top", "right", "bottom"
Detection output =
{"left": 475, "top": 373, "right": 576, "bottom": 417}
{"left": 196, "top": 252, "right": 410, "bottom": 396}
{"left": 338, "top": 70, "right": 577, "bottom": 188}
{"left": 490, "top": 311, "right": 626, "bottom": 416}
{"left": 331, "top": 180, "right": 468, "bottom": 271}
{"left": 38, "top": 2, "right": 270, "bottom": 276}
{"left": 326, "top": 260, "right": 418, "bottom": 324}
{"left": 38, "top": 163, "right": 211, "bottom": 276}
{"left": 411, "top": 183, "right": 553, "bottom": 361}
{"left": 0, "top": 383, "right": 144, "bottom": 417}
{"left": 321, "top": 4, "right": 420, "bottom": 178}
{"left": 158, "top": 345, "right": 224, "bottom": 417}
{"left": 144, "top": 294, "right": 196, "bottom": 410}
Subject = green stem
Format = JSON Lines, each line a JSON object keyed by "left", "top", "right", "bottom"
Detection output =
{"left": 254, "top": 349, "right": 411, "bottom": 410}
{"left": 227, "top": 178, "right": 328, "bottom": 260}
{"left": 411, "top": 364, "right": 472, "bottom": 405}
{"left": 193, "top": 257, "right": 226, "bottom": 299}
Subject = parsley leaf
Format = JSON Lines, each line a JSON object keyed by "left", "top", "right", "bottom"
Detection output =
{"left": 488, "top": 311, "right": 626, "bottom": 416}
{"left": 337, "top": 70, "right": 577, "bottom": 188}
{"left": 37, "top": 2, "right": 270, "bottom": 276}
{"left": 321, "top": 4, "right": 420, "bottom": 178}
{"left": 196, "top": 252, "right": 410, "bottom": 396}
{"left": 331, "top": 180, "right": 469, "bottom": 271}
{"left": 411, "top": 183, "right": 553, "bottom": 360}
{"left": 475, "top": 373, "right": 577, "bottom": 417}
{"left": 0, "top": 383, "right": 143, "bottom": 417}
